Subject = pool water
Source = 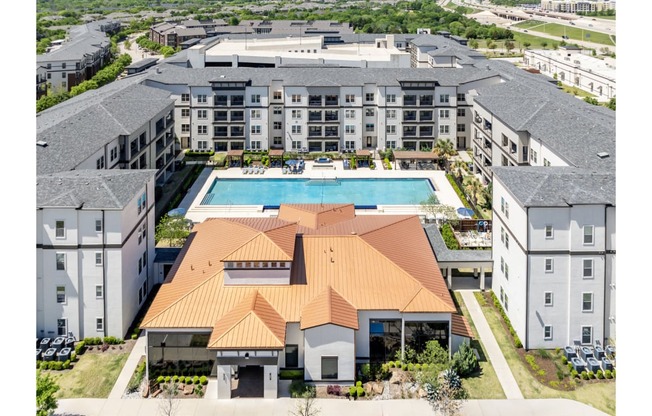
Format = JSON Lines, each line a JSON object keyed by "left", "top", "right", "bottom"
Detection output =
{"left": 201, "top": 178, "right": 436, "bottom": 208}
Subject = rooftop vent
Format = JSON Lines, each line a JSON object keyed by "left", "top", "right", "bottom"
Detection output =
{"left": 36, "top": 140, "right": 48, "bottom": 147}
{"left": 597, "top": 152, "right": 610, "bottom": 159}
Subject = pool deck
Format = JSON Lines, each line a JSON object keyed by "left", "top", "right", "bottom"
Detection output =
{"left": 185, "top": 160, "right": 466, "bottom": 223}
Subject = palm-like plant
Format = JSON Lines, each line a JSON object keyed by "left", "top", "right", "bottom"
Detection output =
{"left": 463, "top": 176, "right": 484, "bottom": 207}
{"left": 433, "top": 138, "right": 455, "bottom": 159}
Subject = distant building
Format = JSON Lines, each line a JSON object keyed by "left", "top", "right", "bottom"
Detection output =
{"left": 540, "top": 0, "right": 616, "bottom": 13}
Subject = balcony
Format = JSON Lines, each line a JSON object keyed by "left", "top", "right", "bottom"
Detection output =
{"left": 231, "top": 127, "right": 244, "bottom": 137}
{"left": 324, "top": 96, "right": 339, "bottom": 106}
{"left": 324, "top": 111, "right": 339, "bottom": 122}
{"left": 155, "top": 120, "right": 165, "bottom": 137}
{"left": 309, "top": 128, "right": 322, "bottom": 137}
{"left": 215, "top": 97, "right": 228, "bottom": 106}
{"left": 403, "top": 128, "right": 417, "bottom": 137}
{"left": 231, "top": 113, "right": 244, "bottom": 122}
{"left": 309, "top": 95, "right": 322, "bottom": 107}
{"left": 483, "top": 139, "right": 492, "bottom": 150}
{"left": 483, "top": 120, "right": 492, "bottom": 131}
{"left": 419, "top": 128, "right": 433, "bottom": 137}
{"left": 309, "top": 112, "right": 322, "bottom": 122}
{"left": 420, "top": 97, "right": 433, "bottom": 106}
{"left": 231, "top": 96, "right": 244, "bottom": 106}
{"left": 403, "top": 97, "right": 417, "bottom": 106}
{"left": 215, "top": 128, "right": 228, "bottom": 137}
{"left": 214, "top": 112, "right": 228, "bottom": 122}
{"left": 324, "top": 128, "right": 338, "bottom": 137}
{"left": 403, "top": 112, "right": 417, "bottom": 122}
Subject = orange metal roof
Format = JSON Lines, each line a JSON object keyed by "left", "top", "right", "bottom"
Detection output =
{"left": 208, "top": 291, "right": 286, "bottom": 349}
{"left": 142, "top": 205, "right": 457, "bottom": 347}
{"left": 451, "top": 314, "right": 473, "bottom": 339}
{"left": 300, "top": 286, "right": 359, "bottom": 330}
{"left": 278, "top": 204, "right": 355, "bottom": 230}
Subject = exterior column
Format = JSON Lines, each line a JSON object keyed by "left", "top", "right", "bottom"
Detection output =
{"left": 473, "top": 268, "right": 478, "bottom": 277}
{"left": 480, "top": 267, "right": 485, "bottom": 291}
{"left": 400, "top": 317, "right": 405, "bottom": 362}
{"left": 217, "top": 365, "right": 231, "bottom": 399}
{"left": 264, "top": 365, "right": 278, "bottom": 399}
{"left": 447, "top": 267, "right": 452, "bottom": 289}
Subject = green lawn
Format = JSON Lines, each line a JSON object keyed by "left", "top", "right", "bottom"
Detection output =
{"left": 513, "top": 20, "right": 615, "bottom": 46}
{"left": 453, "top": 292, "right": 505, "bottom": 399}
{"left": 559, "top": 84, "right": 596, "bottom": 99}
{"left": 48, "top": 349, "right": 131, "bottom": 398}
{"left": 473, "top": 292, "right": 616, "bottom": 416}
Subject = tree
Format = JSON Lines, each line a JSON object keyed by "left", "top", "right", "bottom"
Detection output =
{"left": 158, "top": 382, "right": 180, "bottom": 416}
{"left": 416, "top": 340, "right": 450, "bottom": 369}
{"left": 155, "top": 214, "right": 192, "bottom": 247}
{"left": 504, "top": 40, "right": 514, "bottom": 53}
{"left": 433, "top": 138, "right": 456, "bottom": 163}
{"left": 424, "top": 369, "right": 468, "bottom": 416}
{"left": 463, "top": 176, "right": 484, "bottom": 207}
{"left": 523, "top": 41, "right": 531, "bottom": 49}
{"left": 289, "top": 387, "right": 320, "bottom": 416}
{"left": 540, "top": 41, "right": 548, "bottom": 48}
{"left": 451, "top": 342, "right": 479, "bottom": 377}
{"left": 468, "top": 39, "right": 479, "bottom": 50}
{"left": 37, "top": 370, "right": 60, "bottom": 416}
{"left": 607, "top": 97, "right": 616, "bottom": 111}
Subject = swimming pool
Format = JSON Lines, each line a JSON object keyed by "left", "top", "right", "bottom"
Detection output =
{"left": 200, "top": 178, "right": 436, "bottom": 208}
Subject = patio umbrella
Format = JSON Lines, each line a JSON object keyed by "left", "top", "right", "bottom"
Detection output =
{"left": 457, "top": 207, "right": 474, "bottom": 217}
{"left": 285, "top": 159, "right": 297, "bottom": 166}
{"left": 167, "top": 207, "right": 186, "bottom": 217}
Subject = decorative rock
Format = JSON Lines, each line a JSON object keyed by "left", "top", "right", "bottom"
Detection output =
{"left": 373, "top": 383, "right": 384, "bottom": 395}
{"left": 364, "top": 382, "right": 373, "bottom": 396}
{"left": 417, "top": 388, "right": 427, "bottom": 398}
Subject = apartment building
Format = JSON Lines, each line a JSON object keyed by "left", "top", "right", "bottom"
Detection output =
{"left": 36, "top": 75, "right": 177, "bottom": 339}
{"left": 142, "top": 64, "right": 502, "bottom": 152}
{"left": 540, "top": 0, "right": 616, "bottom": 13}
{"left": 524, "top": 47, "right": 616, "bottom": 100}
{"left": 36, "top": 20, "right": 119, "bottom": 94}
{"left": 471, "top": 61, "right": 616, "bottom": 349}
{"left": 37, "top": 170, "right": 157, "bottom": 339}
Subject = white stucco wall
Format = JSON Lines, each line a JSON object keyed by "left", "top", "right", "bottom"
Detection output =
{"left": 304, "top": 324, "right": 355, "bottom": 382}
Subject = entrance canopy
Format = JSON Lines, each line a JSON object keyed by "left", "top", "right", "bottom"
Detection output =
{"left": 268, "top": 149, "right": 284, "bottom": 168}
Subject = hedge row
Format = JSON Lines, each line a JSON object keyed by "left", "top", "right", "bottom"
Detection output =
{"left": 156, "top": 375, "right": 208, "bottom": 385}
{"left": 490, "top": 291, "right": 523, "bottom": 348}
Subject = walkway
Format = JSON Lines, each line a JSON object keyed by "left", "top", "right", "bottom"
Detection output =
{"left": 108, "top": 333, "right": 147, "bottom": 399}
{"left": 459, "top": 290, "right": 523, "bottom": 399}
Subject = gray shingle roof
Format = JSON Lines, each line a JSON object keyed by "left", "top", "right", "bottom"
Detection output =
{"left": 37, "top": 169, "right": 157, "bottom": 210}
{"left": 143, "top": 63, "right": 501, "bottom": 89}
{"left": 36, "top": 31, "right": 110, "bottom": 62}
{"left": 474, "top": 66, "right": 615, "bottom": 172}
{"left": 492, "top": 166, "right": 615, "bottom": 207}
{"left": 37, "top": 79, "right": 175, "bottom": 175}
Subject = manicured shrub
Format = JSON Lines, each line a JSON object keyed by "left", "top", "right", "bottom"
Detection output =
{"left": 581, "top": 372, "right": 588, "bottom": 380}
{"left": 289, "top": 380, "right": 311, "bottom": 398}
{"left": 357, "top": 386, "right": 365, "bottom": 397}
{"left": 74, "top": 341, "right": 86, "bottom": 355}
{"left": 401, "top": 363, "right": 408, "bottom": 371}
{"left": 388, "top": 361, "right": 395, "bottom": 368}
{"left": 571, "top": 369, "right": 578, "bottom": 378}
{"left": 452, "top": 341, "right": 479, "bottom": 377}
{"left": 414, "top": 363, "right": 421, "bottom": 371}
{"left": 62, "top": 360, "right": 71, "bottom": 370}
{"left": 349, "top": 386, "right": 357, "bottom": 398}
{"left": 604, "top": 370, "right": 612, "bottom": 379}
{"left": 200, "top": 376, "right": 208, "bottom": 385}
{"left": 561, "top": 356, "right": 568, "bottom": 365}
{"left": 596, "top": 370, "right": 604, "bottom": 379}
{"left": 567, "top": 362, "right": 573, "bottom": 371}
{"left": 157, "top": 376, "right": 164, "bottom": 384}
{"left": 193, "top": 376, "right": 200, "bottom": 385}
{"left": 172, "top": 375, "right": 178, "bottom": 383}
{"left": 356, "top": 381, "right": 362, "bottom": 388}
{"left": 612, "top": 369, "right": 616, "bottom": 378}
{"left": 408, "top": 363, "right": 415, "bottom": 372}
{"left": 165, "top": 376, "right": 171, "bottom": 383}
{"left": 587, "top": 371, "right": 595, "bottom": 379}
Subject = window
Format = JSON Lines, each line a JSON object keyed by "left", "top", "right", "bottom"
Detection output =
{"left": 345, "top": 125, "right": 355, "bottom": 134}
{"left": 583, "top": 259, "right": 593, "bottom": 278}
{"left": 543, "top": 158, "right": 551, "bottom": 166}
{"left": 386, "top": 125, "right": 396, "bottom": 134}
{"left": 181, "top": 108, "right": 190, "bottom": 118}
{"left": 56, "top": 253, "right": 66, "bottom": 271}
{"left": 544, "top": 292, "right": 553, "bottom": 306}
{"left": 530, "top": 148, "right": 538, "bottom": 163}
{"left": 96, "top": 155, "right": 105, "bottom": 169}
{"left": 387, "top": 94, "right": 396, "bottom": 103}
{"left": 545, "top": 258, "right": 553, "bottom": 273}
{"left": 285, "top": 345, "right": 299, "bottom": 368}
{"left": 544, "top": 325, "right": 552, "bottom": 340}
{"left": 457, "top": 124, "right": 465, "bottom": 132}
{"left": 273, "top": 106, "right": 282, "bottom": 115}
{"left": 581, "top": 326, "right": 592, "bottom": 344}
{"left": 96, "top": 285, "right": 103, "bottom": 299}
{"left": 504, "top": 262, "right": 509, "bottom": 280}
{"left": 181, "top": 124, "right": 190, "bottom": 133}
{"left": 56, "top": 286, "right": 66, "bottom": 303}
{"left": 365, "top": 108, "right": 375, "bottom": 117}
{"left": 197, "top": 94, "right": 207, "bottom": 103}
{"left": 321, "top": 357, "right": 338, "bottom": 379}
{"left": 95, "top": 252, "right": 103, "bottom": 266}
{"left": 95, "top": 220, "right": 102, "bottom": 232}
{"left": 57, "top": 319, "right": 67, "bottom": 337}
{"left": 500, "top": 197, "right": 505, "bottom": 214}
{"left": 273, "top": 121, "right": 282, "bottom": 130}
{"left": 439, "top": 94, "right": 450, "bottom": 103}
{"left": 291, "top": 110, "right": 302, "bottom": 119}
{"left": 501, "top": 227, "right": 505, "bottom": 244}
{"left": 500, "top": 256, "right": 504, "bottom": 272}
{"left": 457, "top": 108, "right": 466, "bottom": 117}
{"left": 365, "top": 93, "right": 374, "bottom": 102}
{"left": 500, "top": 286, "right": 504, "bottom": 303}
{"left": 504, "top": 293, "right": 509, "bottom": 311}
{"left": 505, "top": 233, "right": 509, "bottom": 249}
{"left": 502, "top": 134, "right": 508, "bottom": 147}
{"left": 583, "top": 225, "right": 594, "bottom": 245}
{"left": 345, "top": 140, "right": 355, "bottom": 149}
{"left": 251, "top": 94, "right": 261, "bottom": 103}
{"left": 386, "top": 140, "right": 396, "bottom": 149}
{"left": 273, "top": 91, "right": 282, "bottom": 100}
{"left": 198, "top": 125, "right": 207, "bottom": 135}
{"left": 345, "top": 109, "right": 355, "bottom": 119}
{"left": 251, "top": 125, "right": 261, "bottom": 134}
{"left": 197, "top": 109, "right": 207, "bottom": 119}
{"left": 345, "top": 94, "right": 355, "bottom": 103}
{"left": 457, "top": 93, "right": 465, "bottom": 102}
{"left": 545, "top": 225, "right": 553, "bottom": 239}
{"left": 251, "top": 109, "right": 261, "bottom": 119}
{"left": 138, "top": 192, "right": 147, "bottom": 214}
{"left": 439, "top": 125, "right": 450, "bottom": 134}
{"left": 291, "top": 125, "right": 302, "bottom": 134}
{"left": 386, "top": 109, "right": 396, "bottom": 119}
{"left": 439, "top": 109, "right": 450, "bottom": 119}
{"left": 55, "top": 221, "right": 65, "bottom": 238}
{"left": 291, "top": 94, "right": 301, "bottom": 103}
{"left": 504, "top": 201, "right": 509, "bottom": 218}
{"left": 62, "top": 72, "right": 66, "bottom": 78}
{"left": 365, "top": 123, "right": 374, "bottom": 132}
{"left": 47, "top": 73, "right": 51, "bottom": 79}
{"left": 582, "top": 293, "right": 593, "bottom": 312}
{"left": 501, "top": 155, "right": 508, "bottom": 167}
{"left": 96, "top": 318, "right": 104, "bottom": 332}
{"left": 291, "top": 140, "right": 302, "bottom": 150}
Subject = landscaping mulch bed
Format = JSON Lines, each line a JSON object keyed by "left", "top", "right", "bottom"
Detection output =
{"left": 480, "top": 292, "right": 614, "bottom": 391}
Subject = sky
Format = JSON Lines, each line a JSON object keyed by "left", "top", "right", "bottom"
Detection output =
{"left": 3, "top": 0, "right": 644, "bottom": 413}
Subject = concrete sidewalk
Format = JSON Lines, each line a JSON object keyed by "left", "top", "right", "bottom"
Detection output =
{"left": 459, "top": 290, "right": 524, "bottom": 399}
{"left": 56, "top": 397, "right": 609, "bottom": 416}
{"left": 108, "top": 334, "right": 147, "bottom": 399}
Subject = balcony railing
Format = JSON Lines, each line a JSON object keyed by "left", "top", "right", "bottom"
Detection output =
{"left": 404, "top": 98, "right": 417, "bottom": 106}
{"left": 231, "top": 128, "right": 244, "bottom": 137}
{"left": 231, "top": 97, "right": 244, "bottom": 106}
